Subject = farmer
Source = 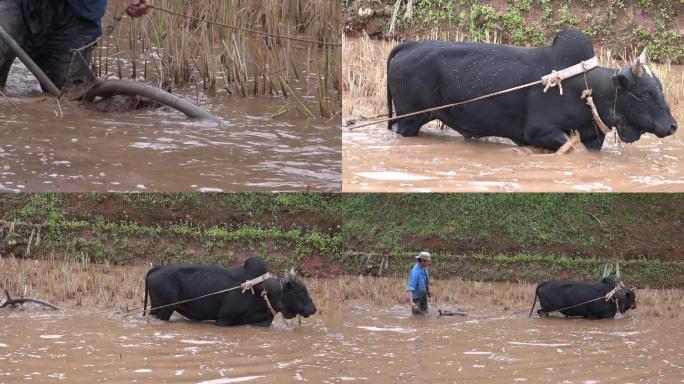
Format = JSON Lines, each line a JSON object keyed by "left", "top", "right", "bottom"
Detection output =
{"left": 0, "top": 0, "right": 150, "bottom": 92}
{"left": 406, "top": 251, "right": 431, "bottom": 315}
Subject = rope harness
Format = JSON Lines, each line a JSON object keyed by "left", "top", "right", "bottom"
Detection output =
{"left": 349, "top": 56, "right": 612, "bottom": 136}
{"left": 536, "top": 286, "right": 620, "bottom": 316}
{"left": 142, "top": 272, "right": 278, "bottom": 317}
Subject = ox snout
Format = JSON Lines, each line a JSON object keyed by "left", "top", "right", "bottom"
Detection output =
{"left": 631, "top": 302, "right": 637, "bottom": 310}
{"left": 302, "top": 305, "right": 316, "bottom": 318}
{"left": 655, "top": 118, "right": 678, "bottom": 138}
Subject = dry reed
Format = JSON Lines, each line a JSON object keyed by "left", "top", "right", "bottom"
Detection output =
{"left": 4, "top": 258, "right": 681, "bottom": 319}
{"left": 96, "top": 0, "right": 341, "bottom": 118}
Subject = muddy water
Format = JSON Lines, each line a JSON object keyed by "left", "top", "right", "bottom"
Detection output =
{"left": 0, "top": 63, "right": 340, "bottom": 192}
{"left": 2, "top": 304, "right": 682, "bottom": 383}
{"left": 343, "top": 71, "right": 684, "bottom": 193}
{"left": 343, "top": 125, "right": 684, "bottom": 192}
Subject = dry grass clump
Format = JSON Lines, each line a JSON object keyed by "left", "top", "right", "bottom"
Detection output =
{"left": 0, "top": 256, "right": 147, "bottom": 310}
{"left": 3, "top": 258, "right": 683, "bottom": 319}
{"left": 343, "top": 36, "right": 684, "bottom": 122}
{"left": 97, "top": 0, "right": 341, "bottom": 117}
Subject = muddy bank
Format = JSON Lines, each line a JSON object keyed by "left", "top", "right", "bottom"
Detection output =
{"left": 3, "top": 193, "right": 684, "bottom": 283}
{"left": 341, "top": 194, "right": 684, "bottom": 261}
{"left": 0, "top": 193, "right": 342, "bottom": 232}
{"left": 344, "top": 0, "right": 684, "bottom": 63}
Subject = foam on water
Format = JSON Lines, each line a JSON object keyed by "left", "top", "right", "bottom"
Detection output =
{"left": 197, "top": 376, "right": 266, "bottom": 384}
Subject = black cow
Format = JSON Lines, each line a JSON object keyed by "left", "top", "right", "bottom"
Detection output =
{"left": 143, "top": 257, "right": 316, "bottom": 326}
{"left": 529, "top": 277, "right": 637, "bottom": 319}
{"left": 387, "top": 29, "right": 677, "bottom": 151}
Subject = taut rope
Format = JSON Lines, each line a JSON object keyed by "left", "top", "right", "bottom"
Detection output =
{"left": 534, "top": 286, "right": 619, "bottom": 317}
{"left": 349, "top": 56, "right": 603, "bottom": 131}
{"left": 138, "top": 272, "right": 271, "bottom": 316}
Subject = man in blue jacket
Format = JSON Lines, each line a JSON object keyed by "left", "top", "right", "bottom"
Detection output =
{"left": 0, "top": 0, "right": 149, "bottom": 92}
{"left": 406, "top": 251, "right": 431, "bottom": 315}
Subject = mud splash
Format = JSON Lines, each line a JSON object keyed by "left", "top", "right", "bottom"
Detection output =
{"left": 1, "top": 302, "right": 682, "bottom": 383}
{"left": 0, "top": 63, "right": 340, "bottom": 192}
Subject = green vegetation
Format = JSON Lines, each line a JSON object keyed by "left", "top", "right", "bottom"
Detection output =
{"left": 341, "top": 194, "right": 684, "bottom": 287}
{"left": 347, "top": 0, "right": 684, "bottom": 63}
{"left": 2, "top": 193, "right": 683, "bottom": 286}
{"left": 0, "top": 193, "right": 342, "bottom": 272}
{"left": 341, "top": 193, "right": 683, "bottom": 253}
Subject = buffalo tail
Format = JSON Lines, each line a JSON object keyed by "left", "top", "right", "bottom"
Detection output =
{"left": 528, "top": 284, "right": 540, "bottom": 317}
{"left": 143, "top": 267, "right": 154, "bottom": 317}
{"left": 386, "top": 44, "right": 402, "bottom": 131}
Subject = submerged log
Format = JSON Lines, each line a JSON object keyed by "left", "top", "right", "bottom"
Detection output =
{"left": 81, "top": 79, "right": 220, "bottom": 121}
{"left": 438, "top": 309, "right": 467, "bottom": 317}
{"left": 1, "top": 289, "right": 61, "bottom": 310}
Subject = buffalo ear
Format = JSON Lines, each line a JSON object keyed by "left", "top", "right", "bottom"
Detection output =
{"left": 612, "top": 74, "right": 629, "bottom": 89}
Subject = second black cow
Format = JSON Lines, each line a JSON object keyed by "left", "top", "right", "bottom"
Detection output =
{"left": 529, "top": 277, "right": 636, "bottom": 319}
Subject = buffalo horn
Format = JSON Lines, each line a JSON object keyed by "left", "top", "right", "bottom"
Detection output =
{"left": 631, "top": 48, "right": 648, "bottom": 78}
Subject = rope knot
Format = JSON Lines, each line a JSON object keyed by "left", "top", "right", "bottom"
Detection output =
{"left": 241, "top": 279, "right": 255, "bottom": 294}
{"left": 543, "top": 70, "right": 563, "bottom": 95}
{"left": 604, "top": 286, "right": 619, "bottom": 301}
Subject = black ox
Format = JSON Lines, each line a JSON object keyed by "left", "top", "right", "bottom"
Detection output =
{"left": 529, "top": 277, "right": 637, "bottom": 319}
{"left": 143, "top": 257, "right": 316, "bottom": 326}
{"left": 387, "top": 29, "right": 677, "bottom": 151}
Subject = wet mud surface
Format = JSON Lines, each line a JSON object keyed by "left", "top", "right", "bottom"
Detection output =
{"left": 0, "top": 63, "right": 340, "bottom": 192}
{"left": 1, "top": 303, "right": 682, "bottom": 383}
{"left": 343, "top": 125, "right": 684, "bottom": 192}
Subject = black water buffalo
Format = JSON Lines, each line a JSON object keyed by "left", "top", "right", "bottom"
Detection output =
{"left": 529, "top": 277, "right": 636, "bottom": 319}
{"left": 143, "top": 257, "right": 316, "bottom": 326}
{"left": 387, "top": 29, "right": 677, "bottom": 151}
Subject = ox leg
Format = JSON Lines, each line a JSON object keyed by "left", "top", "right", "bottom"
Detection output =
{"left": 153, "top": 307, "right": 174, "bottom": 321}
{"left": 215, "top": 319, "right": 234, "bottom": 326}
{"left": 524, "top": 124, "right": 586, "bottom": 155}
{"left": 394, "top": 115, "right": 430, "bottom": 137}
{"left": 582, "top": 133, "right": 606, "bottom": 151}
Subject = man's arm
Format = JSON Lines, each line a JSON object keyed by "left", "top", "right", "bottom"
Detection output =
{"left": 125, "top": 0, "right": 150, "bottom": 18}
{"left": 406, "top": 290, "right": 417, "bottom": 309}
{"left": 406, "top": 269, "right": 418, "bottom": 309}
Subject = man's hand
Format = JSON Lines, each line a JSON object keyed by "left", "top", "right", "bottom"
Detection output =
{"left": 409, "top": 301, "right": 417, "bottom": 310}
{"left": 126, "top": 0, "right": 150, "bottom": 18}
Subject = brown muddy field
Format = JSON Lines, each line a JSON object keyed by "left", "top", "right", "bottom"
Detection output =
{"left": 342, "top": 39, "right": 684, "bottom": 192}
{"left": 3, "top": 304, "right": 684, "bottom": 383}
{"left": 0, "top": 62, "right": 341, "bottom": 193}
{"left": 343, "top": 125, "right": 684, "bottom": 192}
{"left": 2, "top": 260, "right": 684, "bottom": 383}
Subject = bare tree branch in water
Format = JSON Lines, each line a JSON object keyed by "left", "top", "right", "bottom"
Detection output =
{"left": 1, "top": 289, "right": 61, "bottom": 311}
